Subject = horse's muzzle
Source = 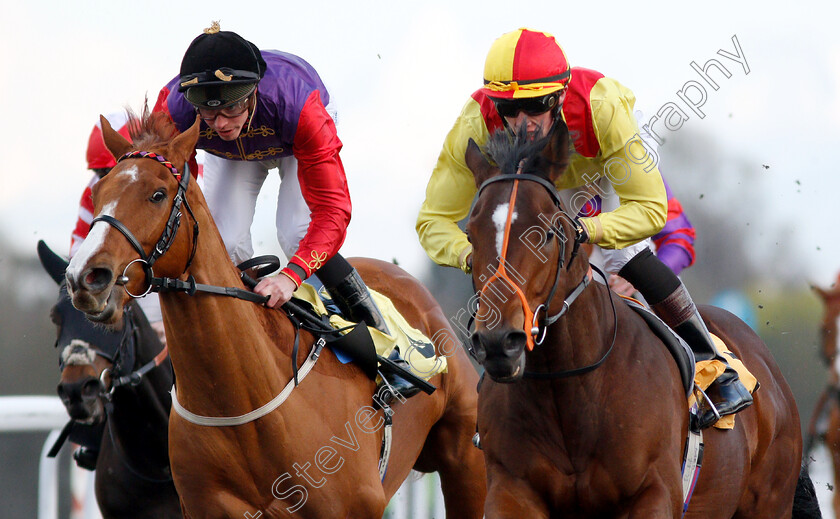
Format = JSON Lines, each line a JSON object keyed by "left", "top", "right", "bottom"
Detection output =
{"left": 471, "top": 328, "right": 528, "bottom": 383}
{"left": 57, "top": 377, "right": 105, "bottom": 424}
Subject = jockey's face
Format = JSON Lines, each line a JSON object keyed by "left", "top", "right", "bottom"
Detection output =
{"left": 505, "top": 111, "right": 555, "bottom": 138}
{"left": 499, "top": 89, "right": 567, "bottom": 139}
{"left": 199, "top": 96, "right": 252, "bottom": 141}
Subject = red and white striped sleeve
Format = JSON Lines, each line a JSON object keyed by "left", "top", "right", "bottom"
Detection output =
{"left": 69, "top": 175, "right": 101, "bottom": 258}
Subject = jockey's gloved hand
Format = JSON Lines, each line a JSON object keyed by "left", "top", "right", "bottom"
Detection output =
{"left": 574, "top": 219, "right": 589, "bottom": 244}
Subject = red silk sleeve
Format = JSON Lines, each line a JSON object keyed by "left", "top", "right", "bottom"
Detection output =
{"left": 285, "top": 90, "right": 351, "bottom": 279}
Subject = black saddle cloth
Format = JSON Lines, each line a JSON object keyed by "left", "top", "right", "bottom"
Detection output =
{"left": 623, "top": 298, "right": 695, "bottom": 396}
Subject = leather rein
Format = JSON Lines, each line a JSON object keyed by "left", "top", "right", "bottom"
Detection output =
{"left": 87, "top": 150, "right": 350, "bottom": 426}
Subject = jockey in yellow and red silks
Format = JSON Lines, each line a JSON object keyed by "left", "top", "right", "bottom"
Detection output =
{"left": 417, "top": 28, "right": 751, "bottom": 430}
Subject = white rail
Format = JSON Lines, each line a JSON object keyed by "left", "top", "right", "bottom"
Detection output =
{"left": 0, "top": 396, "right": 100, "bottom": 519}
{"left": 1, "top": 396, "right": 447, "bottom": 518}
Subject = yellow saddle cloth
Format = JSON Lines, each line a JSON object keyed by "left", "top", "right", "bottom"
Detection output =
{"left": 292, "top": 283, "right": 448, "bottom": 381}
{"left": 688, "top": 334, "right": 758, "bottom": 429}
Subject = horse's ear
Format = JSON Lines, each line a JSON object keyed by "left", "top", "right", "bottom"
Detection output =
{"left": 813, "top": 282, "right": 840, "bottom": 303}
{"left": 37, "top": 240, "right": 68, "bottom": 285}
{"left": 543, "top": 118, "right": 571, "bottom": 182}
{"left": 169, "top": 115, "right": 201, "bottom": 171}
{"left": 100, "top": 114, "right": 133, "bottom": 162}
{"left": 465, "top": 138, "right": 495, "bottom": 188}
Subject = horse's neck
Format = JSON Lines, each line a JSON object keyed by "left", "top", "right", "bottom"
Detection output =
{"left": 526, "top": 276, "right": 613, "bottom": 387}
{"left": 107, "top": 379, "right": 171, "bottom": 468}
{"left": 159, "top": 206, "right": 296, "bottom": 416}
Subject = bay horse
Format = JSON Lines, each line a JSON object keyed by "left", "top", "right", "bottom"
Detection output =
{"left": 64, "top": 109, "right": 485, "bottom": 518}
{"left": 37, "top": 240, "right": 181, "bottom": 518}
{"left": 809, "top": 278, "right": 840, "bottom": 517}
{"left": 463, "top": 125, "right": 819, "bottom": 518}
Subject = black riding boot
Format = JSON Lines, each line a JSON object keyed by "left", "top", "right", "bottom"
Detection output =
{"left": 318, "top": 255, "right": 420, "bottom": 400}
{"left": 327, "top": 267, "right": 391, "bottom": 335}
{"left": 672, "top": 308, "right": 754, "bottom": 426}
{"left": 619, "top": 248, "right": 753, "bottom": 429}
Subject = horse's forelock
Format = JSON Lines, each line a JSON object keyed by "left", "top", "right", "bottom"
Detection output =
{"left": 483, "top": 127, "right": 554, "bottom": 180}
{"left": 125, "top": 104, "right": 180, "bottom": 152}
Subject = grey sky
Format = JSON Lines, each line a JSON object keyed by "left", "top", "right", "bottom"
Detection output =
{"left": 2, "top": 0, "right": 837, "bottom": 283}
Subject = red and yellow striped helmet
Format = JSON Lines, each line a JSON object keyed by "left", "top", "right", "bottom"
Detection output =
{"left": 481, "top": 28, "right": 571, "bottom": 100}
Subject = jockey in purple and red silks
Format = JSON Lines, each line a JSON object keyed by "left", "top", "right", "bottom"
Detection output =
{"left": 153, "top": 22, "right": 419, "bottom": 398}
{"left": 579, "top": 178, "right": 696, "bottom": 296}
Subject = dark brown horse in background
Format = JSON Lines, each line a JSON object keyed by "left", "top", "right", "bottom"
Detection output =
{"left": 64, "top": 109, "right": 485, "bottom": 518}
{"left": 809, "top": 278, "right": 840, "bottom": 517}
{"left": 463, "top": 124, "right": 819, "bottom": 518}
{"left": 37, "top": 240, "right": 180, "bottom": 518}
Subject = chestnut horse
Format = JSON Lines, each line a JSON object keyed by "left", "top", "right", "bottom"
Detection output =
{"left": 64, "top": 110, "right": 485, "bottom": 518}
{"left": 810, "top": 278, "right": 840, "bottom": 517}
{"left": 37, "top": 240, "right": 180, "bottom": 518}
{"left": 463, "top": 126, "right": 818, "bottom": 518}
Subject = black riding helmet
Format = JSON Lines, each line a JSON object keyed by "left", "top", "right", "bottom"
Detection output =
{"left": 178, "top": 22, "right": 267, "bottom": 109}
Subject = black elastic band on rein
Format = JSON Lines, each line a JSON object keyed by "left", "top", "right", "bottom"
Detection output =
{"left": 523, "top": 264, "right": 618, "bottom": 379}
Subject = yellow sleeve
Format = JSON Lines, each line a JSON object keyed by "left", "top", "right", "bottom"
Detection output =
{"left": 416, "top": 98, "right": 490, "bottom": 272}
{"left": 580, "top": 78, "right": 667, "bottom": 249}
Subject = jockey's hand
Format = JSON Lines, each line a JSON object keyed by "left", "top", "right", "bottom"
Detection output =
{"left": 255, "top": 275, "right": 298, "bottom": 308}
{"left": 609, "top": 274, "right": 637, "bottom": 297}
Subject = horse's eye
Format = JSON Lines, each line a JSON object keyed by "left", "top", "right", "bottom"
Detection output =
{"left": 150, "top": 190, "right": 167, "bottom": 203}
{"left": 546, "top": 230, "right": 555, "bottom": 242}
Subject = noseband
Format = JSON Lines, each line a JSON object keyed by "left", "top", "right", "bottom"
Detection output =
{"left": 475, "top": 169, "right": 590, "bottom": 350}
{"left": 90, "top": 151, "right": 199, "bottom": 297}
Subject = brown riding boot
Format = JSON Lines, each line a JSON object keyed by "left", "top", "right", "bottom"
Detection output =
{"left": 653, "top": 284, "right": 754, "bottom": 429}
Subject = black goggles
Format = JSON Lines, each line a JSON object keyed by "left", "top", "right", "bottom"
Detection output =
{"left": 493, "top": 94, "right": 559, "bottom": 119}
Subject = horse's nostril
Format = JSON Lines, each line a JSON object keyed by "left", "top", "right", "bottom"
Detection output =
{"left": 470, "top": 333, "right": 487, "bottom": 362}
{"left": 82, "top": 379, "right": 102, "bottom": 399}
{"left": 81, "top": 267, "right": 114, "bottom": 292}
{"left": 56, "top": 384, "right": 69, "bottom": 402}
{"left": 503, "top": 331, "right": 527, "bottom": 357}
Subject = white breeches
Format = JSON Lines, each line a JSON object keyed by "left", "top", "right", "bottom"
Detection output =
{"left": 202, "top": 154, "right": 311, "bottom": 266}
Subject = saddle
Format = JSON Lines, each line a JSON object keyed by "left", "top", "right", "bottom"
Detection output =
{"left": 623, "top": 297, "right": 758, "bottom": 430}
{"left": 237, "top": 256, "right": 445, "bottom": 387}
{"left": 622, "top": 297, "right": 695, "bottom": 396}
{"left": 293, "top": 282, "right": 446, "bottom": 382}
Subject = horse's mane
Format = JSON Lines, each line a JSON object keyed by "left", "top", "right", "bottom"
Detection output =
{"left": 483, "top": 121, "right": 568, "bottom": 179}
{"left": 124, "top": 102, "right": 181, "bottom": 151}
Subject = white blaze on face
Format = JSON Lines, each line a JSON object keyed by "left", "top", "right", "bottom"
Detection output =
{"left": 67, "top": 201, "right": 117, "bottom": 281}
{"left": 115, "top": 164, "right": 139, "bottom": 184}
{"left": 492, "top": 203, "right": 517, "bottom": 256}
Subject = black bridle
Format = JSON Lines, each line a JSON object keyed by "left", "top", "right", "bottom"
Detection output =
{"left": 90, "top": 150, "right": 277, "bottom": 305}
{"left": 472, "top": 171, "right": 618, "bottom": 379}
{"left": 90, "top": 151, "right": 199, "bottom": 298}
